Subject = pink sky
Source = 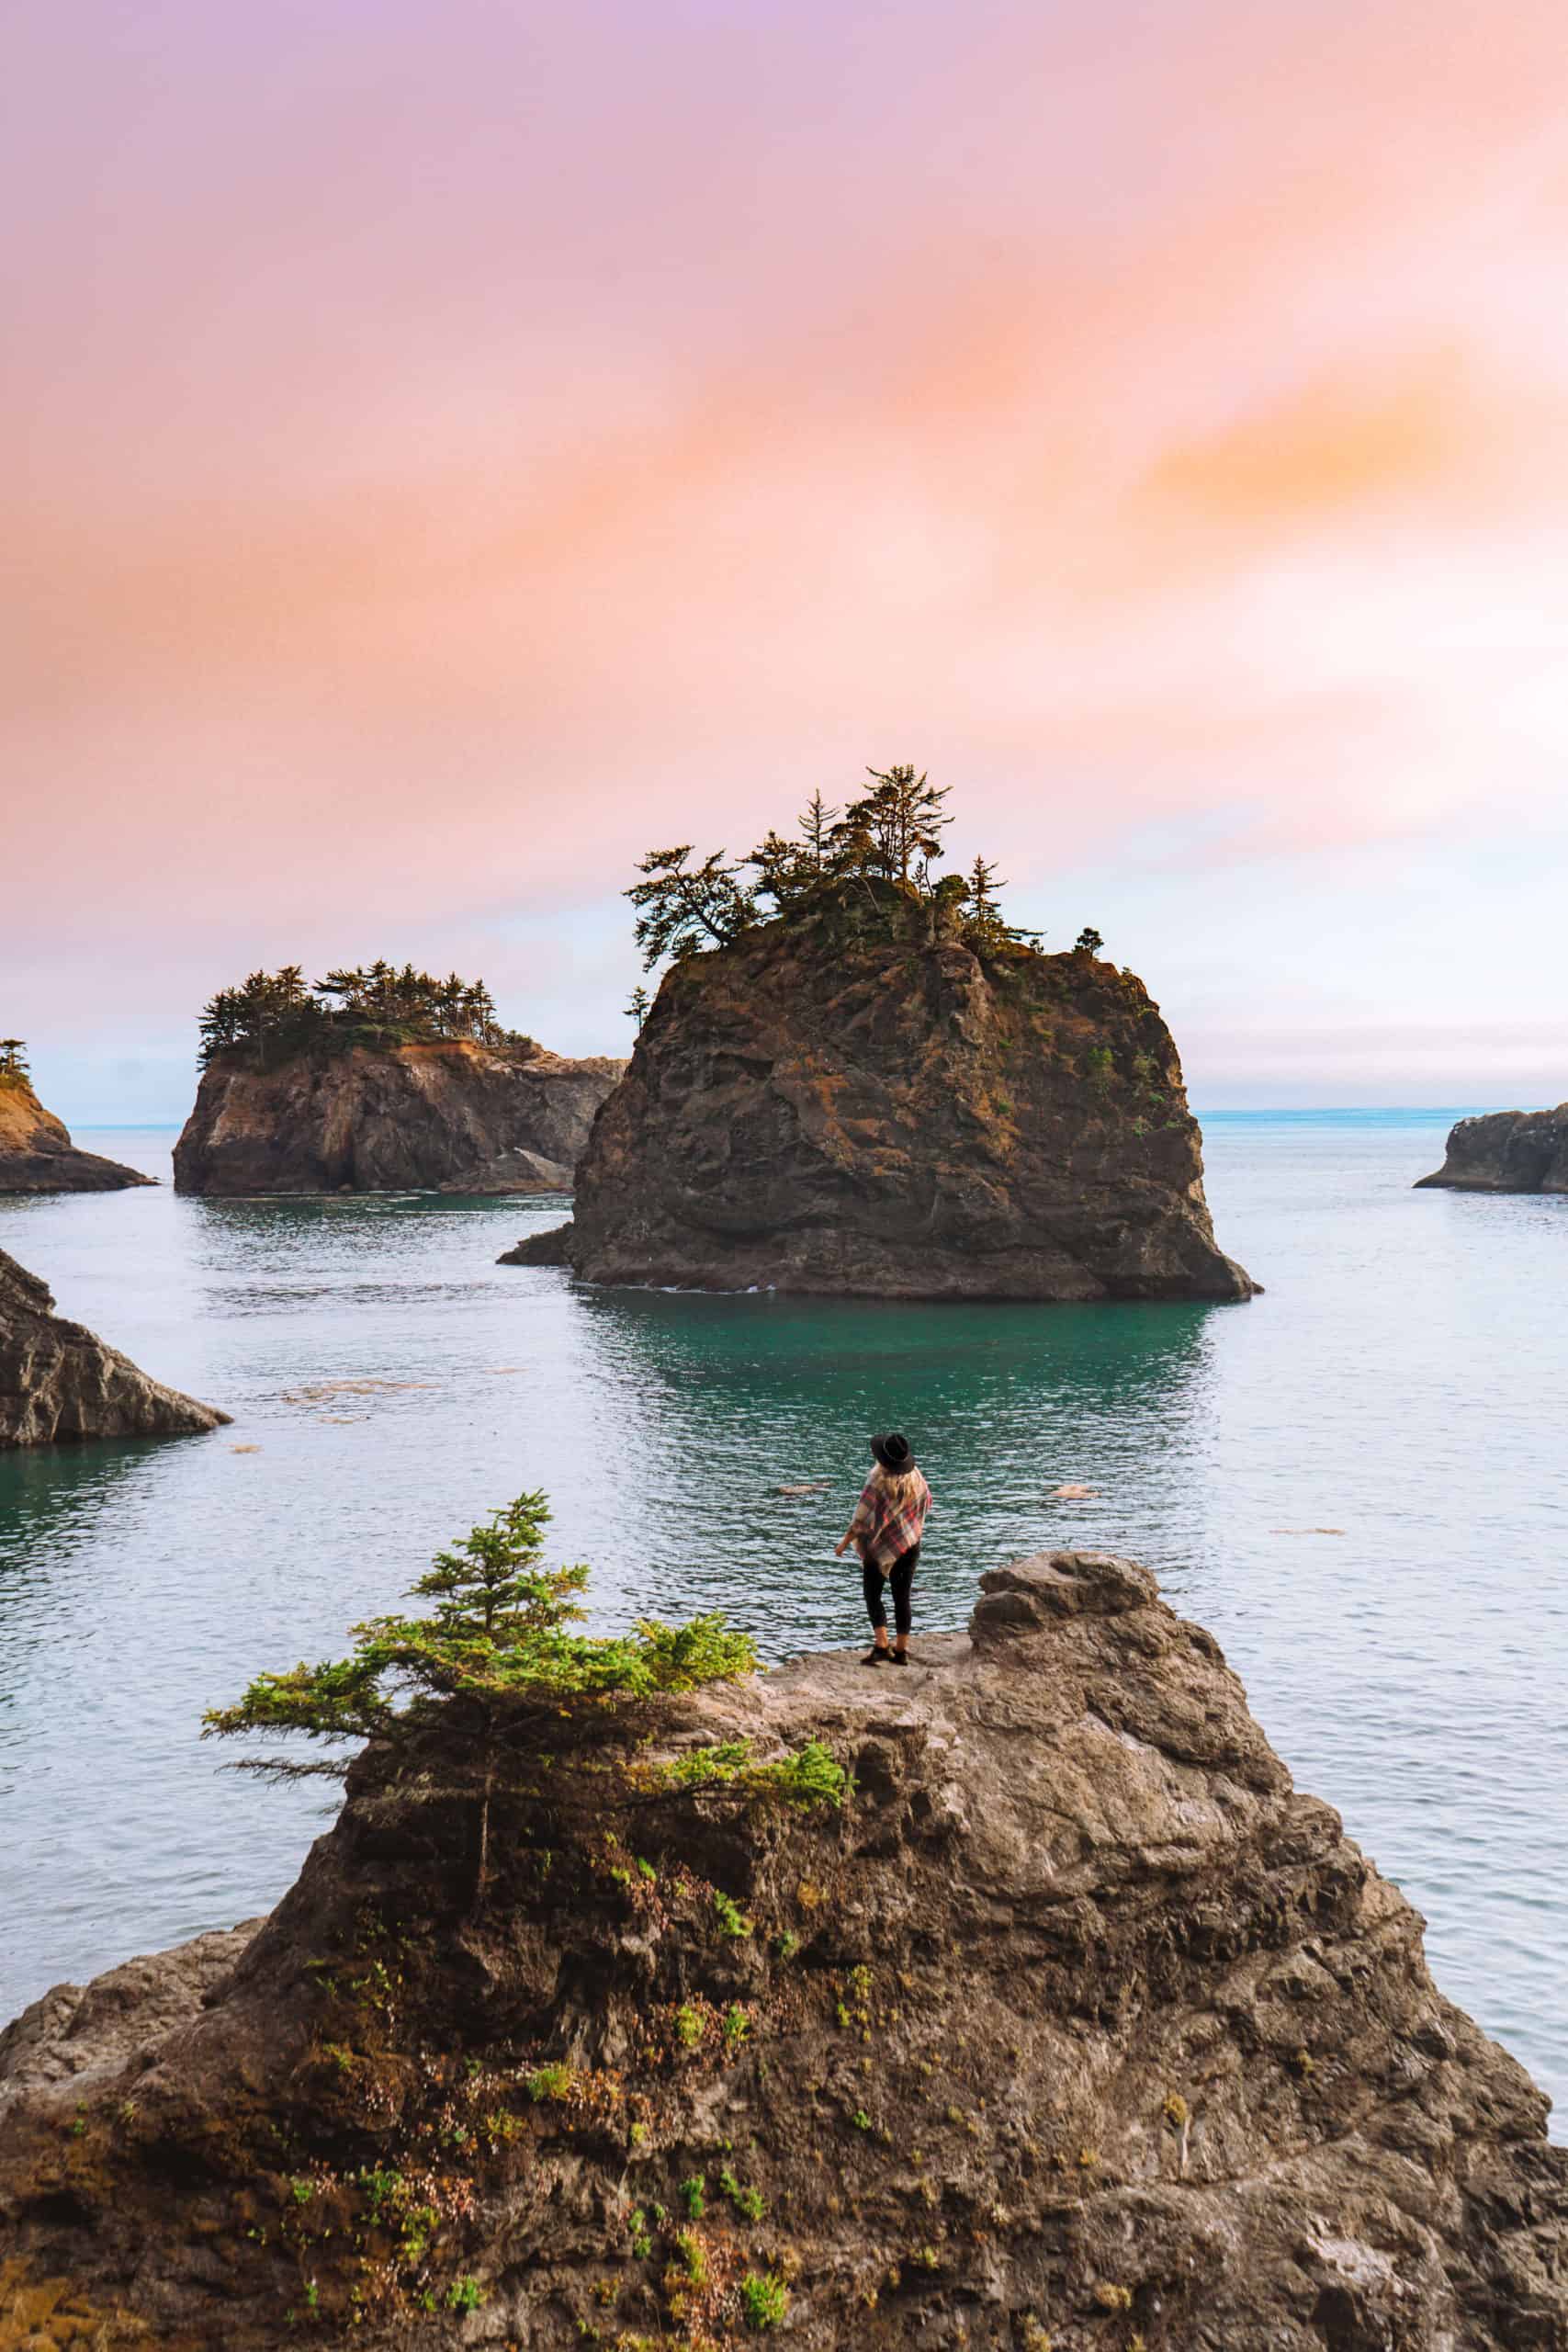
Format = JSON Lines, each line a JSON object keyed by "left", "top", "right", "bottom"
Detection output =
{"left": 5, "top": 0, "right": 1566, "bottom": 1116}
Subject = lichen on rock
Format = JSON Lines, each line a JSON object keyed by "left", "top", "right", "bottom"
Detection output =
{"left": 2, "top": 1550, "right": 1562, "bottom": 2348}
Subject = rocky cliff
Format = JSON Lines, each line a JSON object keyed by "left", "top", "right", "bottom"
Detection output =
{"left": 1416, "top": 1104, "right": 1568, "bottom": 1193}
{"left": 0, "top": 1079, "right": 151, "bottom": 1193}
{"left": 3, "top": 1551, "right": 1562, "bottom": 2350}
{"left": 0, "top": 1247, "right": 230, "bottom": 1448}
{"left": 503, "top": 918, "right": 1254, "bottom": 1299}
{"left": 173, "top": 1040, "right": 626, "bottom": 1196}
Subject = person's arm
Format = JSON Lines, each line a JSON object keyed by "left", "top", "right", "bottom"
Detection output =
{"left": 836, "top": 1481, "right": 875, "bottom": 1557}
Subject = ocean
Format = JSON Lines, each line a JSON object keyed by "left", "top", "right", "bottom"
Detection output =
{"left": 1, "top": 1110, "right": 1562, "bottom": 2128}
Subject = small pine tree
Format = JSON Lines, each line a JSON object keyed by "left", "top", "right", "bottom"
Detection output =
{"left": 0, "top": 1038, "right": 30, "bottom": 1085}
{"left": 625, "top": 986, "right": 651, "bottom": 1030}
{"left": 204, "top": 1491, "right": 761, "bottom": 1906}
{"left": 626, "top": 846, "right": 757, "bottom": 970}
{"left": 796, "top": 791, "right": 838, "bottom": 871}
{"left": 1075, "top": 927, "right": 1104, "bottom": 956}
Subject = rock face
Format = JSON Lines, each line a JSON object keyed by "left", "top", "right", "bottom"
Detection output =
{"left": 0, "top": 1248, "right": 230, "bottom": 1448}
{"left": 503, "top": 920, "right": 1254, "bottom": 1298}
{"left": 0, "top": 1078, "right": 152, "bottom": 1193}
{"left": 173, "top": 1040, "right": 626, "bottom": 1196}
{"left": 2, "top": 1551, "right": 1562, "bottom": 2349}
{"left": 1416, "top": 1104, "right": 1568, "bottom": 1193}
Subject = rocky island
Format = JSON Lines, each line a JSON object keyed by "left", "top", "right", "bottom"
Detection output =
{"left": 0, "top": 1043, "right": 151, "bottom": 1193}
{"left": 0, "top": 1246, "right": 229, "bottom": 1447}
{"left": 1416, "top": 1103, "right": 1568, "bottom": 1193}
{"left": 0, "top": 1508, "right": 1561, "bottom": 2349}
{"left": 171, "top": 963, "right": 623, "bottom": 1195}
{"left": 505, "top": 772, "right": 1253, "bottom": 1299}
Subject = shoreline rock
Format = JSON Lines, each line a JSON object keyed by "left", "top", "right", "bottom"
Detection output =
{"left": 173, "top": 1039, "right": 625, "bottom": 1197}
{"left": 0, "top": 1078, "right": 152, "bottom": 1194}
{"left": 1, "top": 1551, "right": 1561, "bottom": 2347}
{"left": 505, "top": 921, "right": 1255, "bottom": 1300}
{"left": 0, "top": 1247, "right": 230, "bottom": 1448}
{"left": 1416, "top": 1102, "right": 1568, "bottom": 1193}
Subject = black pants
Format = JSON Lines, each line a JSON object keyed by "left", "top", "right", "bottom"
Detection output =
{"left": 863, "top": 1543, "right": 919, "bottom": 1636}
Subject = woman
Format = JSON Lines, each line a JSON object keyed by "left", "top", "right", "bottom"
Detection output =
{"left": 835, "top": 1431, "right": 932, "bottom": 1666}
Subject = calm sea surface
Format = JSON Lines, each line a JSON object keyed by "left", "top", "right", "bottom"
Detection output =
{"left": 1, "top": 1113, "right": 1563, "bottom": 2127}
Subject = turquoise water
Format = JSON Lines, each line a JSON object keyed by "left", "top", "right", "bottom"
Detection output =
{"left": 1, "top": 1113, "right": 1563, "bottom": 2130}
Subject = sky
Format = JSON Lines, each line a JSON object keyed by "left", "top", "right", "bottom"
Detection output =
{"left": 4, "top": 0, "right": 1566, "bottom": 1121}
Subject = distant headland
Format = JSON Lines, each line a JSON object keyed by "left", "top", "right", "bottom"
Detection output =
{"left": 1416, "top": 1102, "right": 1568, "bottom": 1194}
{"left": 0, "top": 1041, "right": 152, "bottom": 1194}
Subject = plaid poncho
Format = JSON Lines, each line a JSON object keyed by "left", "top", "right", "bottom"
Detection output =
{"left": 849, "top": 1470, "right": 932, "bottom": 1570}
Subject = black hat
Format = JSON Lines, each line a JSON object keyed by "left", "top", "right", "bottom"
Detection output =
{"left": 870, "top": 1431, "right": 913, "bottom": 1473}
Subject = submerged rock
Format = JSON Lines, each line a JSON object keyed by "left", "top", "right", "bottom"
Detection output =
{"left": 1, "top": 1551, "right": 1561, "bottom": 2347}
{"left": 502, "top": 916, "right": 1255, "bottom": 1298}
{"left": 0, "top": 1077, "right": 152, "bottom": 1193}
{"left": 173, "top": 1039, "right": 625, "bottom": 1196}
{"left": 1416, "top": 1103, "right": 1568, "bottom": 1193}
{"left": 0, "top": 1248, "right": 230, "bottom": 1447}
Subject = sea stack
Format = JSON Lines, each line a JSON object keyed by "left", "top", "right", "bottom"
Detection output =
{"left": 0, "top": 1551, "right": 1562, "bottom": 2345}
{"left": 504, "top": 903, "right": 1254, "bottom": 1299}
{"left": 0, "top": 1064, "right": 152, "bottom": 1193}
{"left": 174, "top": 1041, "right": 625, "bottom": 1196}
{"left": 1416, "top": 1103, "right": 1568, "bottom": 1193}
{"left": 0, "top": 1246, "right": 229, "bottom": 1447}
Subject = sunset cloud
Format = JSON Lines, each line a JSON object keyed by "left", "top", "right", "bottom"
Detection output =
{"left": 4, "top": 0, "right": 1566, "bottom": 1114}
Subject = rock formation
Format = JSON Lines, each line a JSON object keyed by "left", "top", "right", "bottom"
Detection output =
{"left": 173, "top": 1040, "right": 626, "bottom": 1197}
{"left": 3, "top": 1550, "right": 1562, "bottom": 2349}
{"left": 502, "top": 914, "right": 1254, "bottom": 1299}
{"left": 1416, "top": 1103, "right": 1568, "bottom": 1193}
{"left": 0, "top": 1077, "right": 151, "bottom": 1193}
{"left": 0, "top": 1248, "right": 230, "bottom": 1448}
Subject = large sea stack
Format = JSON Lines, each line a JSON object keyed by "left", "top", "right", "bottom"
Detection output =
{"left": 174, "top": 1040, "right": 625, "bottom": 1197}
{"left": 504, "top": 906, "right": 1253, "bottom": 1298}
{"left": 0, "top": 1073, "right": 151, "bottom": 1193}
{"left": 1, "top": 1550, "right": 1562, "bottom": 2346}
{"left": 0, "top": 1246, "right": 229, "bottom": 1447}
{"left": 1416, "top": 1103, "right": 1568, "bottom": 1193}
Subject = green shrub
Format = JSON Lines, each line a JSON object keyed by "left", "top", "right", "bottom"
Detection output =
{"left": 740, "top": 2272, "right": 789, "bottom": 2329}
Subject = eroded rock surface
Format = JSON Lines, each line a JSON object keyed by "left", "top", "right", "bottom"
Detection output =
{"left": 502, "top": 919, "right": 1254, "bottom": 1298}
{"left": 0, "top": 1248, "right": 230, "bottom": 1447}
{"left": 1416, "top": 1104, "right": 1568, "bottom": 1193}
{"left": 173, "top": 1040, "right": 625, "bottom": 1196}
{"left": 1, "top": 1553, "right": 1561, "bottom": 2349}
{"left": 0, "top": 1080, "right": 152, "bottom": 1193}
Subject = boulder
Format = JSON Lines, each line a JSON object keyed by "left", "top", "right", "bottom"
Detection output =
{"left": 0, "top": 1077, "right": 152, "bottom": 1193}
{"left": 508, "top": 917, "right": 1255, "bottom": 1298}
{"left": 1416, "top": 1103, "right": 1568, "bottom": 1193}
{"left": 0, "top": 1551, "right": 1561, "bottom": 2348}
{"left": 0, "top": 1247, "right": 230, "bottom": 1447}
{"left": 172, "top": 1039, "right": 625, "bottom": 1196}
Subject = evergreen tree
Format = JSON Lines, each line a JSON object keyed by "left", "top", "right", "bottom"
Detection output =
{"left": 625, "top": 985, "right": 650, "bottom": 1030}
{"left": 626, "top": 846, "right": 757, "bottom": 970}
{"left": 0, "top": 1038, "right": 29, "bottom": 1083}
{"left": 1075, "top": 927, "right": 1104, "bottom": 956}
{"left": 796, "top": 790, "right": 838, "bottom": 870}
{"left": 204, "top": 1491, "right": 764, "bottom": 1905}
{"left": 831, "top": 763, "right": 952, "bottom": 886}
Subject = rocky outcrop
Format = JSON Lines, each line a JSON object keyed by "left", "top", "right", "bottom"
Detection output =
{"left": 0, "top": 1248, "right": 230, "bottom": 1447}
{"left": 1416, "top": 1103, "right": 1568, "bottom": 1193}
{"left": 173, "top": 1040, "right": 626, "bottom": 1196}
{"left": 0, "top": 1079, "right": 152, "bottom": 1193}
{"left": 2, "top": 1551, "right": 1562, "bottom": 2349}
{"left": 502, "top": 916, "right": 1254, "bottom": 1298}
